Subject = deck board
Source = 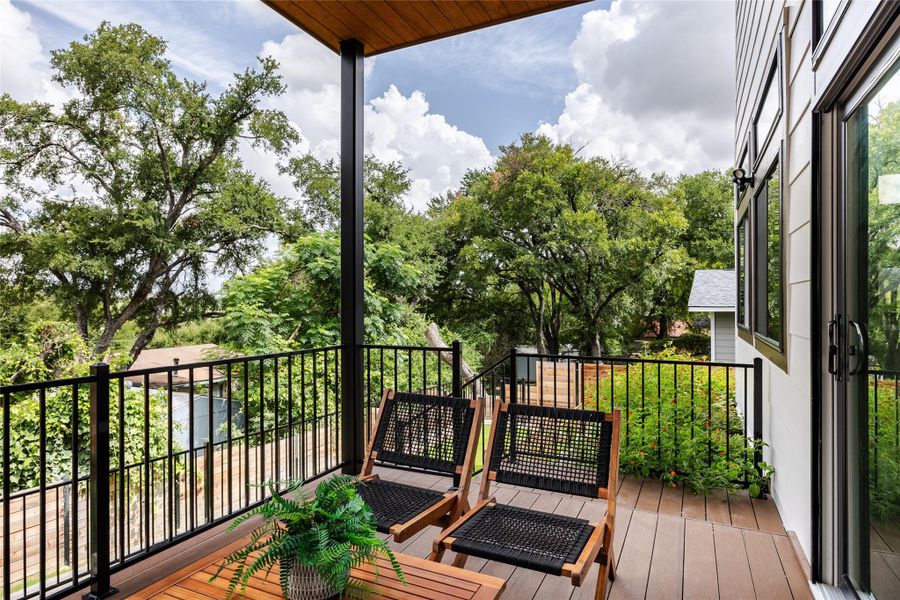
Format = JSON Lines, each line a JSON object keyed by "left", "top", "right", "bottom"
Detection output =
{"left": 683, "top": 518, "right": 719, "bottom": 600}
{"left": 128, "top": 467, "right": 812, "bottom": 600}
{"left": 743, "top": 529, "right": 792, "bottom": 600}
{"left": 644, "top": 514, "right": 684, "bottom": 600}
{"left": 713, "top": 524, "right": 755, "bottom": 600}
{"left": 656, "top": 482, "right": 683, "bottom": 516}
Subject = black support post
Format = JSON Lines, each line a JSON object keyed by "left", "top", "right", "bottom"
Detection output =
{"left": 509, "top": 347, "right": 518, "bottom": 404}
{"left": 85, "top": 363, "right": 116, "bottom": 599}
{"left": 752, "top": 357, "right": 764, "bottom": 484}
{"left": 340, "top": 38, "right": 365, "bottom": 476}
{"left": 451, "top": 340, "right": 463, "bottom": 398}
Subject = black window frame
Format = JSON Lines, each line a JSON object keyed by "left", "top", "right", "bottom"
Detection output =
{"left": 753, "top": 149, "right": 785, "bottom": 354}
{"left": 753, "top": 58, "right": 783, "bottom": 170}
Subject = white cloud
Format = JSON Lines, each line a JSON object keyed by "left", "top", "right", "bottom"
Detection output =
{"left": 366, "top": 86, "right": 492, "bottom": 208}
{"left": 0, "top": 0, "right": 66, "bottom": 104}
{"left": 539, "top": 0, "right": 734, "bottom": 175}
{"left": 259, "top": 34, "right": 492, "bottom": 211}
{"left": 19, "top": 0, "right": 239, "bottom": 86}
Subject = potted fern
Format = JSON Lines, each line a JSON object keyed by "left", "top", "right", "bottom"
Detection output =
{"left": 211, "top": 476, "right": 404, "bottom": 599}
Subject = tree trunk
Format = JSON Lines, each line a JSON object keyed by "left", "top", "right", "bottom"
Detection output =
{"left": 74, "top": 306, "right": 89, "bottom": 340}
{"left": 424, "top": 323, "right": 481, "bottom": 397}
{"left": 657, "top": 314, "right": 669, "bottom": 340}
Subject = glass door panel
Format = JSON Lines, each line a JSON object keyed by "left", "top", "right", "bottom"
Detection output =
{"left": 843, "top": 61, "right": 900, "bottom": 598}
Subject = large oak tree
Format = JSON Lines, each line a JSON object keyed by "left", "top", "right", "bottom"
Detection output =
{"left": 0, "top": 23, "right": 298, "bottom": 362}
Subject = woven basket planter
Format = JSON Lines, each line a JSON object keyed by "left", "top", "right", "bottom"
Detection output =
{"left": 281, "top": 559, "right": 345, "bottom": 600}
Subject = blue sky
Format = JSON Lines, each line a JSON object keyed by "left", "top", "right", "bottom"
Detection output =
{"left": 2, "top": 0, "right": 735, "bottom": 210}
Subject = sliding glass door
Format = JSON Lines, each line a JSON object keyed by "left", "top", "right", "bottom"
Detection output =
{"left": 838, "top": 59, "right": 900, "bottom": 598}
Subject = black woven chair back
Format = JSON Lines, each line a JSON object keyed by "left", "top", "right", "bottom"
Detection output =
{"left": 372, "top": 392, "right": 475, "bottom": 478}
{"left": 489, "top": 404, "right": 614, "bottom": 498}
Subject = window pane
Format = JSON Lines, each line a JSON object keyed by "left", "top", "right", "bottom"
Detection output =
{"left": 765, "top": 167, "right": 781, "bottom": 343}
{"left": 755, "top": 68, "right": 779, "bottom": 151}
{"left": 738, "top": 218, "right": 746, "bottom": 326}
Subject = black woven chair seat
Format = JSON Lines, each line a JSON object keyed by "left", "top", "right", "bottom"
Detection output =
{"left": 356, "top": 479, "right": 447, "bottom": 534}
{"left": 449, "top": 503, "right": 595, "bottom": 575}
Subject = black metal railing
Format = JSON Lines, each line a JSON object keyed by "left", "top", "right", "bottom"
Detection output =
{"left": 360, "top": 342, "right": 462, "bottom": 444}
{"left": 1, "top": 346, "right": 341, "bottom": 600}
{"left": 462, "top": 349, "right": 764, "bottom": 487}
{"left": 1, "top": 341, "right": 761, "bottom": 599}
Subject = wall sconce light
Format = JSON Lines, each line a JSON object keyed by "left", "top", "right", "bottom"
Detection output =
{"left": 732, "top": 167, "right": 752, "bottom": 193}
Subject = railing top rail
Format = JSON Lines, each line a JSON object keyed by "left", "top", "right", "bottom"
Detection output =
{"left": 868, "top": 368, "right": 900, "bottom": 376}
{"left": 0, "top": 374, "right": 96, "bottom": 395}
{"left": 108, "top": 345, "right": 343, "bottom": 378}
{"left": 462, "top": 355, "right": 509, "bottom": 384}
{"left": 515, "top": 352, "right": 755, "bottom": 369}
{"left": 361, "top": 343, "right": 451, "bottom": 352}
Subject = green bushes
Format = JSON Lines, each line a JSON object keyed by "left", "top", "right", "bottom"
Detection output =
{"left": 870, "top": 376, "right": 900, "bottom": 522}
{"left": 583, "top": 349, "right": 772, "bottom": 496}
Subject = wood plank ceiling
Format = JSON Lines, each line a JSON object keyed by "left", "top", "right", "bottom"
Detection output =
{"left": 262, "top": 0, "right": 588, "bottom": 56}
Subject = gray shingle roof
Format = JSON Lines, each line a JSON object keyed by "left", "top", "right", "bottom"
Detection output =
{"left": 688, "top": 269, "right": 735, "bottom": 312}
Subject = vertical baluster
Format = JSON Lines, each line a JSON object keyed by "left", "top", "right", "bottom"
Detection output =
{"left": 641, "top": 362, "right": 646, "bottom": 446}
{"left": 72, "top": 384, "right": 80, "bottom": 586}
{"left": 301, "top": 353, "right": 307, "bottom": 481}
{"left": 610, "top": 359, "right": 615, "bottom": 413}
{"left": 167, "top": 371, "right": 175, "bottom": 538}
{"left": 2, "top": 390, "right": 10, "bottom": 600}
{"left": 274, "top": 357, "right": 280, "bottom": 488}
{"left": 227, "top": 363, "right": 234, "bottom": 515}
{"left": 322, "top": 350, "right": 331, "bottom": 471}
{"left": 207, "top": 365, "right": 215, "bottom": 522}
{"left": 39, "top": 387, "right": 47, "bottom": 594}
{"left": 690, "top": 364, "right": 695, "bottom": 441}
{"left": 656, "top": 362, "right": 661, "bottom": 460}
{"left": 726, "top": 367, "right": 731, "bottom": 465}
{"left": 287, "top": 354, "right": 297, "bottom": 480}
{"left": 188, "top": 368, "right": 195, "bottom": 530}
{"left": 243, "top": 361, "right": 250, "bottom": 507}
{"left": 334, "top": 349, "right": 340, "bottom": 470}
{"left": 118, "top": 377, "right": 126, "bottom": 558}
{"left": 673, "top": 364, "right": 678, "bottom": 465}
{"left": 625, "top": 359, "right": 630, "bottom": 443}
{"left": 707, "top": 364, "right": 713, "bottom": 466}
{"left": 313, "top": 352, "right": 319, "bottom": 476}
{"left": 143, "top": 374, "right": 151, "bottom": 549}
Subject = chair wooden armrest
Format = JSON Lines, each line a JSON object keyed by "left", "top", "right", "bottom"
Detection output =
{"left": 388, "top": 492, "right": 458, "bottom": 543}
{"left": 562, "top": 515, "right": 610, "bottom": 586}
{"left": 432, "top": 497, "right": 496, "bottom": 554}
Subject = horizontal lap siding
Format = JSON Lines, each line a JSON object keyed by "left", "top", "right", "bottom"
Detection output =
{"left": 734, "top": 0, "right": 815, "bottom": 567}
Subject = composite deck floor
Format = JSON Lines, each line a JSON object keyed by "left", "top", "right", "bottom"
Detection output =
{"left": 374, "top": 466, "right": 811, "bottom": 600}
{"left": 123, "top": 466, "right": 813, "bottom": 600}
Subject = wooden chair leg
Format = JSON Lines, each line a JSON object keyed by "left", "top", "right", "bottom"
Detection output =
{"left": 428, "top": 547, "right": 446, "bottom": 562}
{"left": 608, "top": 547, "right": 616, "bottom": 581}
{"left": 594, "top": 562, "right": 610, "bottom": 600}
{"left": 451, "top": 553, "right": 469, "bottom": 568}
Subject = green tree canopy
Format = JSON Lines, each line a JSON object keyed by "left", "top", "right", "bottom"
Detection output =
{"left": 0, "top": 22, "right": 298, "bottom": 361}
{"left": 220, "top": 232, "right": 432, "bottom": 353}
{"left": 441, "top": 135, "right": 686, "bottom": 356}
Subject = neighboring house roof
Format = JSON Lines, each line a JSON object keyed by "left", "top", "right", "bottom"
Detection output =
{"left": 125, "top": 344, "right": 228, "bottom": 388}
{"left": 688, "top": 269, "right": 736, "bottom": 312}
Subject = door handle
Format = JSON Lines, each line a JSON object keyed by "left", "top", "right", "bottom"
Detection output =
{"left": 828, "top": 318, "right": 840, "bottom": 378}
{"left": 848, "top": 320, "right": 868, "bottom": 376}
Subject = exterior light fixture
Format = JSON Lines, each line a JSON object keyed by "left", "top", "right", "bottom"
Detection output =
{"left": 732, "top": 167, "right": 752, "bottom": 193}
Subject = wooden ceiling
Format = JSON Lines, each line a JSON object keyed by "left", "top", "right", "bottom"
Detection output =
{"left": 262, "top": 1, "right": 588, "bottom": 56}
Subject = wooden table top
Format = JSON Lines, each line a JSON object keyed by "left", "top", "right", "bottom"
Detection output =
{"left": 129, "top": 538, "right": 506, "bottom": 600}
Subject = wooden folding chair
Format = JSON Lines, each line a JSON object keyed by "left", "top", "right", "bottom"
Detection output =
{"left": 357, "top": 389, "right": 483, "bottom": 543}
{"left": 431, "top": 402, "right": 621, "bottom": 600}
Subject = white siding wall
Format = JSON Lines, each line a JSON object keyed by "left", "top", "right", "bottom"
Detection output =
{"left": 735, "top": 0, "right": 813, "bottom": 563}
{"left": 713, "top": 312, "right": 736, "bottom": 362}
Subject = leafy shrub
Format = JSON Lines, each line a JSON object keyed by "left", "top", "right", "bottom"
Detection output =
{"left": 583, "top": 348, "right": 772, "bottom": 495}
